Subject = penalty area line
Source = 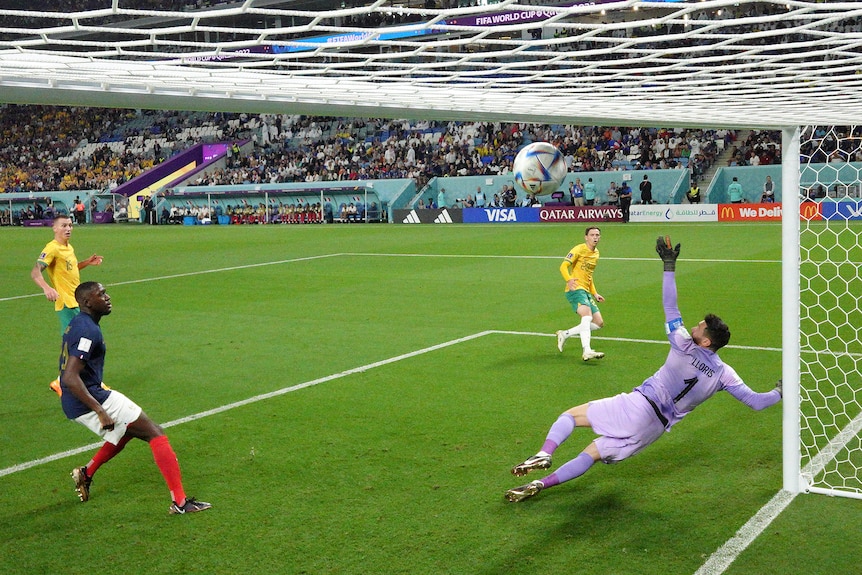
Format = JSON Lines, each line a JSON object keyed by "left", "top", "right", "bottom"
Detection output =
{"left": 2, "top": 328, "right": 793, "bottom": 574}
{"left": 0, "top": 330, "right": 496, "bottom": 478}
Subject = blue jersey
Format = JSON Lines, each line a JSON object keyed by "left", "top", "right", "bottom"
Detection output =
{"left": 59, "top": 311, "right": 111, "bottom": 419}
{"left": 635, "top": 272, "right": 779, "bottom": 430}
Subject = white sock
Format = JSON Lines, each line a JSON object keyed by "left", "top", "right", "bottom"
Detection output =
{"left": 579, "top": 315, "right": 593, "bottom": 352}
{"left": 567, "top": 322, "right": 601, "bottom": 337}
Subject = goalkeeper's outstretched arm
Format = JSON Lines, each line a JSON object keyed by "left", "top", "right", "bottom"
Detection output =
{"left": 657, "top": 235, "right": 683, "bottom": 323}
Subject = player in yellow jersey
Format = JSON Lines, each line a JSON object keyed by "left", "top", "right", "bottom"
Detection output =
{"left": 556, "top": 226, "right": 605, "bottom": 361}
{"left": 31, "top": 214, "right": 104, "bottom": 394}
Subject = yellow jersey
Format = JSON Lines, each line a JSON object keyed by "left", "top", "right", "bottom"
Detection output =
{"left": 38, "top": 240, "right": 80, "bottom": 311}
{"left": 560, "top": 243, "right": 599, "bottom": 295}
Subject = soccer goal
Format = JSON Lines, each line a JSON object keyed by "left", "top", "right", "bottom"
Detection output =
{"left": 0, "top": 0, "right": 861, "bottom": 498}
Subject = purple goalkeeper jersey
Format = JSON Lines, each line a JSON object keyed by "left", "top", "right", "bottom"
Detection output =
{"left": 635, "top": 272, "right": 780, "bottom": 430}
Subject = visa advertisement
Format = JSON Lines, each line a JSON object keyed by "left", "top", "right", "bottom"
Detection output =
{"left": 395, "top": 202, "right": 860, "bottom": 223}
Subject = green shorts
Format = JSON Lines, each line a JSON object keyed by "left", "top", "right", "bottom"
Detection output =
{"left": 565, "top": 289, "right": 599, "bottom": 314}
{"left": 58, "top": 306, "right": 80, "bottom": 336}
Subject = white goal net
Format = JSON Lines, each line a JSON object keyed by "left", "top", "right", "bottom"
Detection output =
{"left": 1, "top": 1, "right": 862, "bottom": 128}
{"left": 797, "top": 126, "right": 862, "bottom": 499}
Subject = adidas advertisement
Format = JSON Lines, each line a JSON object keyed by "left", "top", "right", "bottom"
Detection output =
{"left": 394, "top": 206, "right": 624, "bottom": 224}
{"left": 394, "top": 208, "right": 462, "bottom": 224}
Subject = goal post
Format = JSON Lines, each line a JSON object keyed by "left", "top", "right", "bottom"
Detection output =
{"left": 782, "top": 127, "right": 801, "bottom": 495}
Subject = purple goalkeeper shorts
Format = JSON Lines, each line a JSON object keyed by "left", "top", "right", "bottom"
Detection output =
{"left": 586, "top": 391, "right": 666, "bottom": 463}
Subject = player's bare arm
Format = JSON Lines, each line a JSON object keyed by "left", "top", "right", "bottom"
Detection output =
{"left": 78, "top": 254, "right": 104, "bottom": 269}
{"left": 61, "top": 355, "right": 115, "bottom": 430}
{"left": 30, "top": 261, "right": 59, "bottom": 301}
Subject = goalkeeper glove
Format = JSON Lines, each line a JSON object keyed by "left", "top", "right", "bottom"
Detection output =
{"left": 655, "top": 235, "right": 681, "bottom": 271}
{"left": 775, "top": 379, "right": 783, "bottom": 397}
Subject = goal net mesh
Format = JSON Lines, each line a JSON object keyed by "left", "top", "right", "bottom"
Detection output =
{"left": 1, "top": 1, "right": 862, "bottom": 127}
{"left": 799, "top": 126, "right": 862, "bottom": 498}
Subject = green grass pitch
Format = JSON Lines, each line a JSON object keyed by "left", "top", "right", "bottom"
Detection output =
{"left": 0, "top": 221, "right": 859, "bottom": 574}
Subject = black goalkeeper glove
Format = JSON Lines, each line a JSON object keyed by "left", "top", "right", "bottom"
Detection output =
{"left": 655, "top": 235, "right": 681, "bottom": 271}
{"left": 775, "top": 379, "right": 783, "bottom": 397}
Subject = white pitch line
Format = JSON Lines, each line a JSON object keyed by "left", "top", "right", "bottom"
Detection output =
{"left": 0, "top": 330, "right": 495, "bottom": 478}
{"left": 2, "top": 306, "right": 792, "bottom": 575}
{"left": 693, "top": 489, "right": 797, "bottom": 575}
{"left": 0, "top": 253, "right": 345, "bottom": 303}
{"left": 345, "top": 252, "right": 781, "bottom": 264}
{"left": 1, "top": 252, "right": 778, "bottom": 304}
{"left": 1, "top": 329, "right": 781, "bottom": 479}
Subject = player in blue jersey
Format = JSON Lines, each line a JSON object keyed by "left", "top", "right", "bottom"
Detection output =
{"left": 60, "top": 281, "right": 211, "bottom": 515}
{"left": 506, "top": 236, "right": 783, "bottom": 502}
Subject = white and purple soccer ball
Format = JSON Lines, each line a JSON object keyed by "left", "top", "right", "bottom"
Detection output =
{"left": 513, "top": 142, "right": 567, "bottom": 196}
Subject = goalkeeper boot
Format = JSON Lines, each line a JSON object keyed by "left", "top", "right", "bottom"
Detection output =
{"left": 582, "top": 349, "right": 605, "bottom": 361}
{"left": 511, "top": 453, "right": 552, "bottom": 477}
{"left": 556, "top": 330, "right": 567, "bottom": 352}
{"left": 505, "top": 480, "right": 544, "bottom": 502}
{"left": 71, "top": 466, "right": 92, "bottom": 502}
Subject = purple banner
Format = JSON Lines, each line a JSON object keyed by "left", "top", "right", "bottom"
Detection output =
{"left": 203, "top": 143, "right": 228, "bottom": 163}
{"left": 446, "top": 1, "right": 620, "bottom": 27}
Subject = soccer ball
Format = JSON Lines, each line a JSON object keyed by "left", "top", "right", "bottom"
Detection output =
{"left": 513, "top": 142, "right": 567, "bottom": 196}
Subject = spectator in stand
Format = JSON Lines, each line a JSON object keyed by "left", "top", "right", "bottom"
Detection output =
{"left": 502, "top": 185, "right": 517, "bottom": 207}
{"left": 583, "top": 178, "right": 597, "bottom": 206}
{"left": 686, "top": 183, "right": 701, "bottom": 204}
{"left": 639, "top": 174, "right": 654, "bottom": 204}
{"left": 619, "top": 182, "right": 633, "bottom": 223}
{"left": 347, "top": 203, "right": 358, "bottom": 222}
{"left": 760, "top": 175, "right": 775, "bottom": 203}
{"left": 367, "top": 202, "right": 380, "bottom": 221}
{"left": 73, "top": 197, "right": 86, "bottom": 224}
{"left": 605, "top": 182, "right": 619, "bottom": 206}
{"left": 570, "top": 179, "right": 584, "bottom": 206}
{"left": 475, "top": 186, "right": 486, "bottom": 208}
{"left": 728, "top": 177, "right": 744, "bottom": 203}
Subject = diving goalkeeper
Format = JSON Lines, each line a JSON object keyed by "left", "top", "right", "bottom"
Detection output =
{"left": 506, "top": 235, "right": 782, "bottom": 502}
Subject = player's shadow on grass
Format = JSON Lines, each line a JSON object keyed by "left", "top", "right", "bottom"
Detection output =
{"left": 482, "top": 490, "right": 643, "bottom": 575}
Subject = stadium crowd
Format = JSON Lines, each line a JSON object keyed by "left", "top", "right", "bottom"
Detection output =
{"left": 0, "top": 104, "right": 749, "bottom": 198}
{"left": 4, "top": 102, "right": 852, "bottom": 215}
